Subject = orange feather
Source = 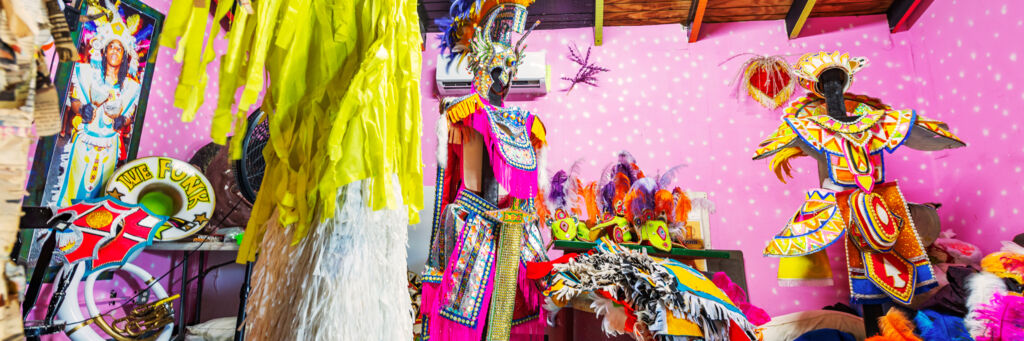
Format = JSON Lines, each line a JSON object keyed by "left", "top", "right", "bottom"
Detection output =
{"left": 581, "top": 182, "right": 599, "bottom": 224}
{"left": 535, "top": 190, "right": 549, "bottom": 223}
{"left": 672, "top": 187, "right": 692, "bottom": 223}
{"left": 874, "top": 309, "right": 922, "bottom": 341}
{"left": 653, "top": 189, "right": 674, "bottom": 221}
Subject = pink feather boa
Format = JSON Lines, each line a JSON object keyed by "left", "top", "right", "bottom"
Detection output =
{"left": 711, "top": 272, "right": 772, "bottom": 326}
{"left": 974, "top": 293, "right": 1024, "bottom": 341}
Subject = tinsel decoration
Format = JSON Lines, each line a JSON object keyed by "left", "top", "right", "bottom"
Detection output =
{"left": 562, "top": 42, "right": 609, "bottom": 92}
{"left": 740, "top": 56, "right": 795, "bottom": 109}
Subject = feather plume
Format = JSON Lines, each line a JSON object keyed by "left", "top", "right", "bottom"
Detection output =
{"left": 624, "top": 178, "right": 657, "bottom": 223}
{"left": 612, "top": 173, "right": 632, "bottom": 212}
{"left": 614, "top": 151, "right": 641, "bottom": 183}
{"left": 435, "top": 115, "right": 449, "bottom": 169}
{"left": 536, "top": 190, "right": 550, "bottom": 224}
{"left": 770, "top": 147, "right": 805, "bottom": 183}
{"left": 653, "top": 190, "right": 674, "bottom": 222}
{"left": 536, "top": 146, "right": 549, "bottom": 193}
{"left": 965, "top": 272, "right": 1009, "bottom": 338}
{"left": 546, "top": 160, "right": 584, "bottom": 213}
{"left": 691, "top": 197, "right": 716, "bottom": 214}
{"left": 973, "top": 293, "right": 1024, "bottom": 341}
{"left": 656, "top": 164, "right": 687, "bottom": 190}
{"left": 875, "top": 308, "right": 922, "bottom": 341}
{"left": 582, "top": 181, "right": 599, "bottom": 224}
{"left": 672, "top": 188, "right": 692, "bottom": 223}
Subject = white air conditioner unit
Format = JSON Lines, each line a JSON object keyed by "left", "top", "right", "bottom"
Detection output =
{"left": 435, "top": 51, "right": 548, "bottom": 96}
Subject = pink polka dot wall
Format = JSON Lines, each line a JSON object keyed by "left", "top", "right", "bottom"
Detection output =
{"left": 28, "top": 0, "right": 1024, "bottom": 332}
{"left": 416, "top": 1, "right": 1021, "bottom": 316}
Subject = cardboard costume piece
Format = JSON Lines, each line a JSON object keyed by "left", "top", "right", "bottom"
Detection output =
{"left": 753, "top": 52, "right": 966, "bottom": 305}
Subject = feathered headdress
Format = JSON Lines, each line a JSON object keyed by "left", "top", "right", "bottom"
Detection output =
{"left": 87, "top": 2, "right": 149, "bottom": 77}
{"left": 597, "top": 151, "right": 643, "bottom": 218}
{"left": 624, "top": 165, "right": 685, "bottom": 226}
{"left": 545, "top": 161, "right": 583, "bottom": 217}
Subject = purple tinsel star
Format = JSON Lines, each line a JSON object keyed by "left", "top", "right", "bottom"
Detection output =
{"left": 562, "top": 43, "right": 610, "bottom": 93}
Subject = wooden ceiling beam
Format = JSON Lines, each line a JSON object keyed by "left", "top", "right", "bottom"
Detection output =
{"left": 785, "top": 0, "right": 816, "bottom": 39}
{"left": 687, "top": 0, "right": 708, "bottom": 43}
{"left": 887, "top": 0, "right": 922, "bottom": 32}
{"left": 595, "top": 0, "right": 604, "bottom": 45}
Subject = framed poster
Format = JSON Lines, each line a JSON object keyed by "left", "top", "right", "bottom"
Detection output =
{"left": 26, "top": 0, "right": 164, "bottom": 207}
{"left": 677, "top": 191, "right": 713, "bottom": 271}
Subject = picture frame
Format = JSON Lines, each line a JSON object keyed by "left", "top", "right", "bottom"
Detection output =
{"left": 26, "top": 0, "right": 164, "bottom": 207}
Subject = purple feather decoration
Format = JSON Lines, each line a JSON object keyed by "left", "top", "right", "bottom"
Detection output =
{"left": 656, "top": 164, "right": 687, "bottom": 190}
{"left": 547, "top": 161, "right": 584, "bottom": 212}
{"left": 628, "top": 178, "right": 658, "bottom": 218}
{"left": 561, "top": 42, "right": 610, "bottom": 93}
{"left": 548, "top": 170, "right": 569, "bottom": 207}
{"left": 613, "top": 151, "right": 639, "bottom": 183}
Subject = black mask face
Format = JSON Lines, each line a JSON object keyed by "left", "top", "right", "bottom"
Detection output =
{"left": 818, "top": 68, "right": 855, "bottom": 122}
{"left": 488, "top": 67, "right": 509, "bottom": 106}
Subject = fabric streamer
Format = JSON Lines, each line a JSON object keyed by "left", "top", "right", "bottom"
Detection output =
{"left": 242, "top": 179, "right": 412, "bottom": 340}
{"left": 161, "top": 0, "right": 424, "bottom": 339}
{"left": 162, "top": 0, "right": 425, "bottom": 261}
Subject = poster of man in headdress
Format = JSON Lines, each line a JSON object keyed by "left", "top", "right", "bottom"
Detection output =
{"left": 28, "top": 0, "right": 163, "bottom": 208}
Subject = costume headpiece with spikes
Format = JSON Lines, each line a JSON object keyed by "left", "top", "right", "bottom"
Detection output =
{"left": 437, "top": 0, "right": 538, "bottom": 97}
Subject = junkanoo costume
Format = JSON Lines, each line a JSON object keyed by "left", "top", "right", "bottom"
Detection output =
{"left": 420, "top": 1, "right": 551, "bottom": 340}
{"left": 163, "top": 0, "right": 424, "bottom": 339}
{"left": 754, "top": 52, "right": 966, "bottom": 304}
{"left": 57, "top": 9, "right": 144, "bottom": 206}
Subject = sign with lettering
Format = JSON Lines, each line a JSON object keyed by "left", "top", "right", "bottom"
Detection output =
{"left": 105, "top": 157, "right": 215, "bottom": 241}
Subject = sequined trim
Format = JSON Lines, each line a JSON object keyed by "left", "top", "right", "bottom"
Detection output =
{"left": 485, "top": 106, "right": 537, "bottom": 171}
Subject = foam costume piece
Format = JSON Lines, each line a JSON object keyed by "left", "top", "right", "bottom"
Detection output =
{"left": 420, "top": 1, "right": 550, "bottom": 339}
{"left": 754, "top": 52, "right": 966, "bottom": 305}
{"left": 539, "top": 238, "right": 757, "bottom": 341}
{"left": 162, "top": 0, "right": 425, "bottom": 339}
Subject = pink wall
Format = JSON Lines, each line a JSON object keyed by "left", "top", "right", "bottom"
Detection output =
{"left": 419, "top": 1, "right": 1023, "bottom": 317}
{"left": 29, "top": 0, "right": 1024, "bottom": 336}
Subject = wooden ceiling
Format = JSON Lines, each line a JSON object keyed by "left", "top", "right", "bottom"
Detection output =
{"left": 703, "top": 0, "right": 897, "bottom": 23}
{"left": 419, "top": 0, "right": 922, "bottom": 41}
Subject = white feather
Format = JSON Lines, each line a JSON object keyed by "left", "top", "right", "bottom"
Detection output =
{"left": 435, "top": 115, "right": 449, "bottom": 169}
{"left": 536, "top": 146, "right": 549, "bottom": 193}
{"left": 964, "top": 272, "right": 1008, "bottom": 338}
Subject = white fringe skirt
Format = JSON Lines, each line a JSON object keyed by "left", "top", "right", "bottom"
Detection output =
{"left": 242, "top": 178, "right": 412, "bottom": 340}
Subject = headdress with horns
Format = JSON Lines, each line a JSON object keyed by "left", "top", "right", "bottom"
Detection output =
{"left": 437, "top": 0, "right": 538, "bottom": 94}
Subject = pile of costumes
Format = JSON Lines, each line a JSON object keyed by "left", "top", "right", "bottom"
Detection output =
{"left": 526, "top": 155, "right": 764, "bottom": 340}
{"left": 532, "top": 238, "right": 759, "bottom": 341}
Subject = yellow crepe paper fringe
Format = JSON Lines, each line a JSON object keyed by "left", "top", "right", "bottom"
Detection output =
{"left": 163, "top": 0, "right": 425, "bottom": 263}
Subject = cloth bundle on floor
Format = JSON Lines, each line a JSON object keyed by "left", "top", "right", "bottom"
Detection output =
{"left": 539, "top": 238, "right": 756, "bottom": 341}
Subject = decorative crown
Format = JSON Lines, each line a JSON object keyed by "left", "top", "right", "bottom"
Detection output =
{"left": 792, "top": 51, "right": 868, "bottom": 95}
